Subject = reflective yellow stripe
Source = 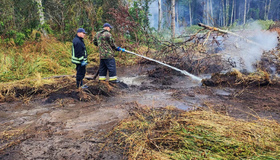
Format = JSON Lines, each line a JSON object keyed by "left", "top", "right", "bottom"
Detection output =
{"left": 99, "top": 76, "right": 106, "bottom": 81}
{"left": 72, "top": 56, "right": 84, "bottom": 61}
{"left": 109, "top": 76, "right": 117, "bottom": 81}
{"left": 72, "top": 45, "right": 75, "bottom": 57}
{"left": 72, "top": 45, "right": 86, "bottom": 63}
{"left": 72, "top": 59, "right": 81, "bottom": 64}
{"left": 72, "top": 45, "right": 81, "bottom": 60}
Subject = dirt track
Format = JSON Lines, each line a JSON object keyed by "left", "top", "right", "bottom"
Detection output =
{"left": 1, "top": 65, "right": 280, "bottom": 159}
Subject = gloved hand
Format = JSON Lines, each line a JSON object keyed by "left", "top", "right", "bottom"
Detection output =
{"left": 121, "top": 48, "right": 125, "bottom": 52}
{"left": 81, "top": 61, "right": 88, "bottom": 66}
{"left": 116, "top": 47, "right": 121, "bottom": 51}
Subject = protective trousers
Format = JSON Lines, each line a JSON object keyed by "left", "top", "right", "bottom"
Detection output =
{"left": 99, "top": 58, "right": 117, "bottom": 81}
{"left": 76, "top": 64, "right": 86, "bottom": 88}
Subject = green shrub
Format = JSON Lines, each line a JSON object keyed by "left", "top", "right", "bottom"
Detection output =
{"left": 42, "top": 23, "right": 53, "bottom": 34}
{"left": 24, "top": 29, "right": 32, "bottom": 37}
{"left": 15, "top": 32, "right": 25, "bottom": 46}
{"left": 6, "top": 30, "right": 16, "bottom": 37}
{"left": 4, "top": 38, "right": 15, "bottom": 46}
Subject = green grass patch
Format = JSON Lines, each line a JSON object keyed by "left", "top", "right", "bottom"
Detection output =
{"left": 111, "top": 106, "right": 280, "bottom": 159}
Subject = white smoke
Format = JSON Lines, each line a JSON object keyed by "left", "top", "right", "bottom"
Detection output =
{"left": 223, "top": 22, "right": 278, "bottom": 72}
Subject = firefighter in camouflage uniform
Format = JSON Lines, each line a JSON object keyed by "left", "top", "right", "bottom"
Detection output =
{"left": 93, "top": 23, "right": 125, "bottom": 83}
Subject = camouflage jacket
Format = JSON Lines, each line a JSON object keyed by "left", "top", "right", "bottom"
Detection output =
{"left": 93, "top": 29, "right": 118, "bottom": 59}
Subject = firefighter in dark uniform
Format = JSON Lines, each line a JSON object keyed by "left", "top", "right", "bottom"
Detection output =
{"left": 93, "top": 23, "right": 125, "bottom": 83}
{"left": 72, "top": 28, "right": 88, "bottom": 88}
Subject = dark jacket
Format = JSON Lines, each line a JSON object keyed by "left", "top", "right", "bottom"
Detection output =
{"left": 93, "top": 29, "right": 118, "bottom": 59}
{"left": 72, "top": 35, "right": 87, "bottom": 64}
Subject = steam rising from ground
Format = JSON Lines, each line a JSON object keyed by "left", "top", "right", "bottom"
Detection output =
{"left": 221, "top": 22, "right": 278, "bottom": 72}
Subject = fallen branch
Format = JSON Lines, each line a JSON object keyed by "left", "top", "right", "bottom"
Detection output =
{"left": 198, "top": 23, "right": 262, "bottom": 47}
{"left": 203, "top": 30, "right": 213, "bottom": 46}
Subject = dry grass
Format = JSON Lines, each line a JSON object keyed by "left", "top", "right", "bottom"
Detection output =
{"left": 111, "top": 105, "right": 280, "bottom": 159}
{"left": 0, "top": 75, "right": 124, "bottom": 103}
{"left": 0, "top": 36, "right": 74, "bottom": 82}
{"left": 232, "top": 69, "right": 271, "bottom": 85}
{"left": 202, "top": 69, "right": 275, "bottom": 87}
{"left": 0, "top": 75, "right": 74, "bottom": 102}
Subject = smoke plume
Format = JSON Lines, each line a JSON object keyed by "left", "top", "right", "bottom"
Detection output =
{"left": 223, "top": 22, "right": 278, "bottom": 72}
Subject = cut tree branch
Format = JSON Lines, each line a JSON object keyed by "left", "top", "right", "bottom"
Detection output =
{"left": 198, "top": 23, "right": 262, "bottom": 47}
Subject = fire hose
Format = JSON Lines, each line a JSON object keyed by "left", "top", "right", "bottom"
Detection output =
{"left": 124, "top": 50, "right": 202, "bottom": 82}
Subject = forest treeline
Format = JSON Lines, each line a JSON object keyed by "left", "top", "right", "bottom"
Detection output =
{"left": 0, "top": 0, "right": 279, "bottom": 45}
{"left": 0, "top": 0, "right": 152, "bottom": 45}
{"left": 162, "top": 0, "right": 280, "bottom": 29}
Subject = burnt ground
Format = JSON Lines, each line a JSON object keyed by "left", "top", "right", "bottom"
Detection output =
{"left": 0, "top": 64, "right": 280, "bottom": 159}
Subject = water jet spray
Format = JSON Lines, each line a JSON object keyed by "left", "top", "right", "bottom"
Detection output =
{"left": 124, "top": 50, "right": 202, "bottom": 82}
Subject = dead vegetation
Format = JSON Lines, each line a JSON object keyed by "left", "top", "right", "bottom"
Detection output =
{"left": 0, "top": 76, "right": 127, "bottom": 103}
{"left": 201, "top": 69, "right": 277, "bottom": 87}
{"left": 109, "top": 105, "right": 280, "bottom": 159}
{"left": 259, "top": 48, "right": 280, "bottom": 74}
{"left": 154, "top": 23, "right": 280, "bottom": 79}
{"left": 141, "top": 37, "right": 225, "bottom": 77}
